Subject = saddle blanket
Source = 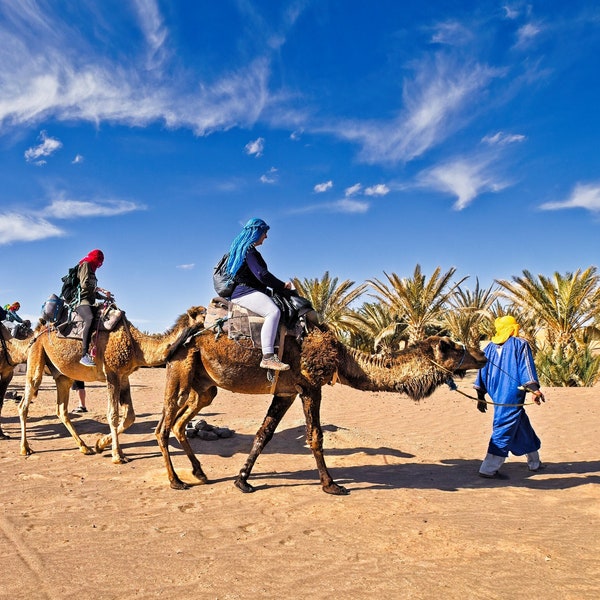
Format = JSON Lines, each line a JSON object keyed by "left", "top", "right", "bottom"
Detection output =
{"left": 204, "top": 297, "right": 285, "bottom": 349}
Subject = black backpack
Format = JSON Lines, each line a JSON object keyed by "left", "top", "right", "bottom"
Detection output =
{"left": 213, "top": 253, "right": 237, "bottom": 298}
{"left": 60, "top": 264, "right": 81, "bottom": 304}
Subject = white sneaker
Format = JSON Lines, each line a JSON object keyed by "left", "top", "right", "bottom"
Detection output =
{"left": 79, "top": 353, "right": 96, "bottom": 367}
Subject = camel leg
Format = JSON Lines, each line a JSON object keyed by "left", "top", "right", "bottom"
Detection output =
{"left": 0, "top": 373, "right": 12, "bottom": 439}
{"left": 99, "top": 374, "right": 129, "bottom": 464}
{"left": 234, "top": 394, "right": 296, "bottom": 494}
{"left": 171, "top": 387, "right": 218, "bottom": 485}
{"left": 300, "top": 386, "right": 348, "bottom": 495}
{"left": 95, "top": 376, "right": 136, "bottom": 455}
{"left": 19, "top": 348, "right": 47, "bottom": 456}
{"left": 54, "top": 374, "right": 95, "bottom": 455}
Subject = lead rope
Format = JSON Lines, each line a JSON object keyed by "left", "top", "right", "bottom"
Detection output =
{"left": 427, "top": 349, "right": 536, "bottom": 408}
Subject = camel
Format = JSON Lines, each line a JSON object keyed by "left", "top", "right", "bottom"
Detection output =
{"left": 19, "top": 307, "right": 205, "bottom": 463}
{"left": 0, "top": 324, "right": 34, "bottom": 439}
{"left": 156, "top": 319, "right": 487, "bottom": 495}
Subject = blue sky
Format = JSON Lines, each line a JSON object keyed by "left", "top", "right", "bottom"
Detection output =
{"left": 1, "top": 1, "right": 599, "bottom": 332}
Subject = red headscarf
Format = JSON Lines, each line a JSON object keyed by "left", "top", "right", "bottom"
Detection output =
{"left": 80, "top": 249, "right": 104, "bottom": 272}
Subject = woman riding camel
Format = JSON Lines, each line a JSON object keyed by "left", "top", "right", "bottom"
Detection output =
{"left": 74, "top": 249, "right": 111, "bottom": 367}
{"left": 225, "top": 218, "right": 292, "bottom": 371}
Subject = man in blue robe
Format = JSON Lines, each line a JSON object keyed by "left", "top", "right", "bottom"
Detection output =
{"left": 474, "top": 315, "right": 545, "bottom": 479}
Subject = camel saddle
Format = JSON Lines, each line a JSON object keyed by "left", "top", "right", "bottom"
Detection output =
{"left": 53, "top": 302, "right": 125, "bottom": 340}
{"left": 204, "top": 292, "right": 319, "bottom": 349}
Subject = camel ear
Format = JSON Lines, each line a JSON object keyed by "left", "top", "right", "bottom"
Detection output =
{"left": 187, "top": 306, "right": 206, "bottom": 323}
{"left": 433, "top": 337, "right": 453, "bottom": 360}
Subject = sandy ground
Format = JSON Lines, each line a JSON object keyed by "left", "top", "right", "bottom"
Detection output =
{"left": 1, "top": 367, "right": 599, "bottom": 600}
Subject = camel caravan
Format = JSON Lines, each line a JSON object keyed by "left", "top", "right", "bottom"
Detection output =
{"left": 3, "top": 240, "right": 487, "bottom": 495}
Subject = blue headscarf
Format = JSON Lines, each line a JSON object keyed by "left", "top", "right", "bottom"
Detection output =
{"left": 226, "top": 218, "right": 270, "bottom": 277}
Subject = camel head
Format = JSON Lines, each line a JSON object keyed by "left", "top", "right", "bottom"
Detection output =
{"left": 336, "top": 335, "right": 486, "bottom": 401}
{"left": 424, "top": 336, "right": 486, "bottom": 376}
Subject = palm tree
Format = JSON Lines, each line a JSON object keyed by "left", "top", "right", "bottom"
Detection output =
{"left": 368, "top": 264, "right": 467, "bottom": 343}
{"left": 496, "top": 267, "right": 600, "bottom": 386}
{"left": 292, "top": 272, "right": 367, "bottom": 340}
{"left": 443, "top": 279, "right": 498, "bottom": 348}
{"left": 347, "top": 301, "right": 409, "bottom": 353}
{"left": 496, "top": 267, "right": 600, "bottom": 346}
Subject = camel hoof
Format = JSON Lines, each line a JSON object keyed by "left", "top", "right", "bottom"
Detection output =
{"left": 80, "top": 446, "right": 95, "bottom": 456}
{"left": 192, "top": 472, "right": 208, "bottom": 484}
{"left": 112, "top": 455, "right": 130, "bottom": 465}
{"left": 323, "top": 483, "right": 349, "bottom": 496}
{"left": 20, "top": 447, "right": 34, "bottom": 456}
{"left": 234, "top": 478, "right": 255, "bottom": 493}
{"left": 0, "top": 431, "right": 11, "bottom": 440}
{"left": 170, "top": 480, "right": 191, "bottom": 491}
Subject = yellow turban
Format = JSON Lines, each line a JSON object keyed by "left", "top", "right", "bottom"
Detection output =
{"left": 492, "top": 315, "right": 520, "bottom": 344}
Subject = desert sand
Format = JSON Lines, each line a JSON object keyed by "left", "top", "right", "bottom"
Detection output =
{"left": 1, "top": 367, "right": 599, "bottom": 600}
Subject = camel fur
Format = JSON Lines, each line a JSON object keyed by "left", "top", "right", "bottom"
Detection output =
{"left": 157, "top": 317, "right": 487, "bottom": 495}
{"left": 0, "top": 324, "right": 34, "bottom": 439}
{"left": 19, "top": 307, "right": 205, "bottom": 463}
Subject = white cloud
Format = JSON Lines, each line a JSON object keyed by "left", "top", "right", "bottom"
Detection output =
{"left": 245, "top": 137, "right": 265, "bottom": 157}
{"left": 131, "top": 0, "right": 168, "bottom": 68}
{"left": 345, "top": 183, "right": 362, "bottom": 197}
{"left": 515, "top": 22, "right": 542, "bottom": 48}
{"left": 503, "top": 5, "right": 519, "bottom": 20}
{"left": 482, "top": 131, "right": 526, "bottom": 145}
{"left": 0, "top": 213, "right": 65, "bottom": 245}
{"left": 42, "top": 197, "right": 144, "bottom": 219}
{"left": 539, "top": 182, "right": 600, "bottom": 212}
{"left": 430, "top": 21, "right": 473, "bottom": 46}
{"left": 72, "top": 154, "right": 84, "bottom": 164}
{"left": 334, "top": 198, "right": 369, "bottom": 213}
{"left": 322, "top": 54, "right": 500, "bottom": 164}
{"left": 419, "top": 157, "right": 508, "bottom": 210}
{"left": 0, "top": 2, "right": 273, "bottom": 137}
{"left": 365, "top": 184, "right": 390, "bottom": 196}
{"left": 24, "top": 131, "right": 62, "bottom": 164}
{"left": 260, "top": 166, "right": 278, "bottom": 184}
{"left": 176, "top": 263, "right": 195, "bottom": 270}
{"left": 314, "top": 180, "right": 333, "bottom": 193}
{"left": 289, "top": 197, "right": 370, "bottom": 215}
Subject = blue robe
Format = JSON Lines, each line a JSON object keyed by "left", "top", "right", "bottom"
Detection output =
{"left": 474, "top": 336, "right": 541, "bottom": 457}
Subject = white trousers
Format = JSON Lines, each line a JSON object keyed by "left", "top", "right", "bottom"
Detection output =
{"left": 479, "top": 450, "right": 541, "bottom": 475}
{"left": 232, "top": 291, "right": 281, "bottom": 355}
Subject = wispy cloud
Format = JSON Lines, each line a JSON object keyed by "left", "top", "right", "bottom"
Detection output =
{"left": 419, "top": 156, "right": 508, "bottom": 210}
{"left": 0, "top": 213, "right": 65, "bottom": 245}
{"left": 539, "top": 182, "right": 600, "bottom": 212}
{"left": 290, "top": 197, "right": 370, "bottom": 215}
{"left": 430, "top": 20, "right": 473, "bottom": 46}
{"left": 515, "top": 22, "right": 543, "bottom": 48}
{"left": 72, "top": 154, "right": 84, "bottom": 164}
{"left": 176, "top": 263, "right": 195, "bottom": 270}
{"left": 245, "top": 137, "right": 265, "bottom": 157}
{"left": 42, "top": 196, "right": 144, "bottom": 219}
{"left": 320, "top": 54, "right": 500, "bottom": 164}
{"left": 482, "top": 131, "right": 526, "bottom": 145}
{"left": 314, "top": 180, "right": 333, "bottom": 193}
{"left": 24, "top": 131, "right": 62, "bottom": 164}
{"left": 0, "top": 3, "right": 273, "bottom": 137}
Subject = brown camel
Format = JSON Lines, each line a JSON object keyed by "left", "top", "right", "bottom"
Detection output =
{"left": 0, "top": 324, "right": 34, "bottom": 439}
{"left": 156, "top": 320, "right": 486, "bottom": 494}
{"left": 19, "top": 307, "right": 205, "bottom": 463}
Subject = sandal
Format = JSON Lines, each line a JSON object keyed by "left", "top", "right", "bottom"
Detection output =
{"left": 72, "top": 406, "right": 88, "bottom": 413}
